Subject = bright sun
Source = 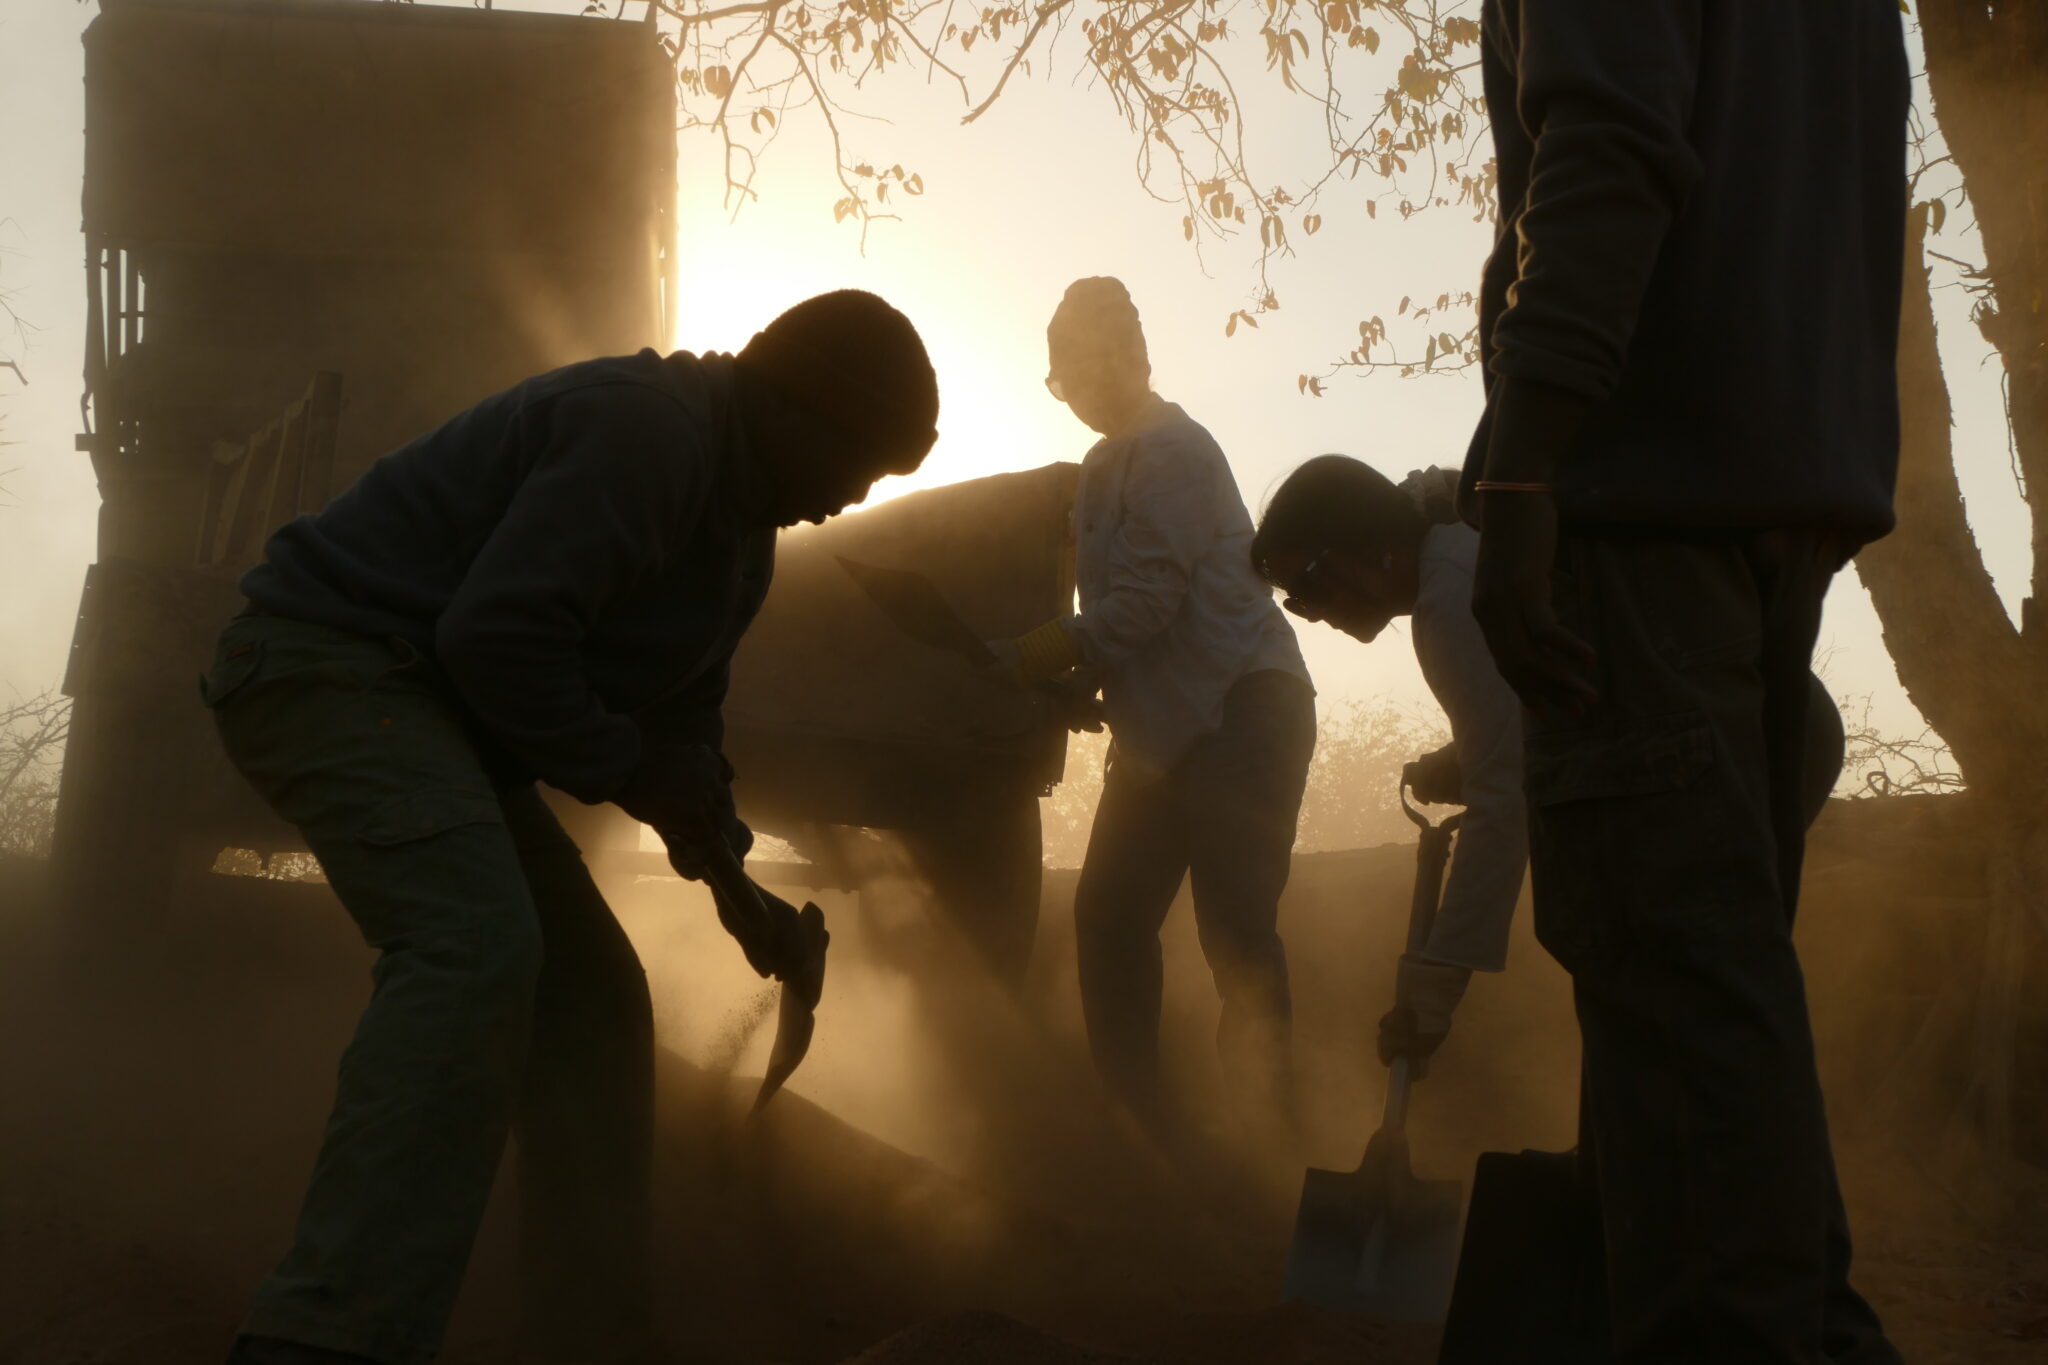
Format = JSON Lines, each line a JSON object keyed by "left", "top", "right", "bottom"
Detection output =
{"left": 667, "top": 192, "right": 1092, "bottom": 513}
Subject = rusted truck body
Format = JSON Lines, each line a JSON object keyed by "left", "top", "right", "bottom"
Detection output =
{"left": 57, "top": 0, "right": 1075, "bottom": 971}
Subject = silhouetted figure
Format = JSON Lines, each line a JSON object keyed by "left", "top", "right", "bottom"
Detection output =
{"left": 1462, "top": 4, "right": 1908, "bottom": 1362}
{"left": 984, "top": 277, "right": 1314, "bottom": 1138}
{"left": 201, "top": 291, "right": 938, "bottom": 1365}
{"left": 1253, "top": 459, "right": 1526, "bottom": 1074}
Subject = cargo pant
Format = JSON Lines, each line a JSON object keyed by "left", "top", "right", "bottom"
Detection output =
{"left": 200, "top": 612, "right": 653, "bottom": 1365}
{"left": 1074, "top": 669, "right": 1317, "bottom": 1130}
{"left": 1524, "top": 531, "right": 1898, "bottom": 1365}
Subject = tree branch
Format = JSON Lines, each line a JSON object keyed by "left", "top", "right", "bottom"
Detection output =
{"left": 963, "top": 1, "right": 1075, "bottom": 124}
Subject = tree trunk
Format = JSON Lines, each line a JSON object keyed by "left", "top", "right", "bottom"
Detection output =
{"left": 1852, "top": 3, "right": 2048, "bottom": 1171}
{"left": 1918, "top": 1, "right": 2048, "bottom": 608}
{"left": 1854, "top": 214, "right": 2045, "bottom": 795}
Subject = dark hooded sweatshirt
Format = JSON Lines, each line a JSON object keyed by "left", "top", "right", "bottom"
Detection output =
{"left": 1466, "top": 0, "right": 1910, "bottom": 538}
{"left": 241, "top": 349, "right": 777, "bottom": 803}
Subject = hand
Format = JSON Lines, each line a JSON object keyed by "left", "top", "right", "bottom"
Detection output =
{"left": 1377, "top": 1005, "right": 1451, "bottom": 1079}
{"left": 1405, "top": 742, "right": 1463, "bottom": 806}
{"left": 1471, "top": 490, "right": 1598, "bottom": 719}
{"left": 661, "top": 814, "right": 753, "bottom": 883}
{"left": 1058, "top": 695, "right": 1106, "bottom": 734}
{"left": 981, "top": 637, "right": 1025, "bottom": 685}
{"left": 718, "top": 877, "right": 806, "bottom": 981}
{"left": 614, "top": 742, "right": 748, "bottom": 880}
{"left": 1377, "top": 955, "right": 1472, "bottom": 1076}
{"left": 1040, "top": 675, "right": 1106, "bottom": 733}
{"left": 614, "top": 742, "right": 732, "bottom": 834}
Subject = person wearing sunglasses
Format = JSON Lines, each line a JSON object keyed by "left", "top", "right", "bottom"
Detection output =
{"left": 1252, "top": 455, "right": 1527, "bottom": 1077}
{"left": 983, "top": 276, "right": 1315, "bottom": 1140}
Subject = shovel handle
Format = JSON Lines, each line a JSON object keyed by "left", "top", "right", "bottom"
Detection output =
{"left": 1384, "top": 1056, "right": 1414, "bottom": 1132}
{"left": 1400, "top": 777, "right": 1463, "bottom": 959}
{"left": 1382, "top": 772, "right": 1465, "bottom": 1136}
{"left": 697, "top": 839, "right": 782, "bottom": 978}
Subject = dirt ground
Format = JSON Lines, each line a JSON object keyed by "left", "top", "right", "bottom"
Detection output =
{"left": 3, "top": 795, "right": 2045, "bottom": 1364}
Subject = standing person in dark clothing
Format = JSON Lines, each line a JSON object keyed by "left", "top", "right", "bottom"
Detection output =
{"left": 201, "top": 290, "right": 939, "bottom": 1365}
{"left": 984, "top": 277, "right": 1315, "bottom": 1140}
{"left": 1464, "top": 4, "right": 1908, "bottom": 1363}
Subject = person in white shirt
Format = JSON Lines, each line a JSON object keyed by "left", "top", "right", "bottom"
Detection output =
{"left": 1252, "top": 456, "right": 1526, "bottom": 1072}
{"left": 986, "top": 277, "right": 1316, "bottom": 1133}
{"left": 1250, "top": 455, "right": 1848, "bottom": 1076}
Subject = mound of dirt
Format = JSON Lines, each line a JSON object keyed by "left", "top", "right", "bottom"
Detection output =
{"left": 828, "top": 1301, "right": 1441, "bottom": 1365}
{"left": 838, "top": 1311, "right": 1145, "bottom": 1365}
{"left": 1124, "top": 1302, "right": 1438, "bottom": 1365}
{"left": 6, "top": 794, "right": 2048, "bottom": 1364}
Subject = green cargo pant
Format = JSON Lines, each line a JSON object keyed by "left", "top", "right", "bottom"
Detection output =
{"left": 201, "top": 612, "right": 653, "bottom": 1365}
{"left": 1524, "top": 531, "right": 1896, "bottom": 1365}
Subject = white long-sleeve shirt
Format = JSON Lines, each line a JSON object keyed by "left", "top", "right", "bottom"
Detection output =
{"left": 1064, "top": 397, "right": 1309, "bottom": 777}
{"left": 1412, "top": 522, "right": 1529, "bottom": 972}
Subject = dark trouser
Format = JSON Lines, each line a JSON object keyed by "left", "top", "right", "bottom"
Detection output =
{"left": 202, "top": 613, "right": 653, "bottom": 1365}
{"left": 1074, "top": 669, "right": 1316, "bottom": 1126}
{"left": 1525, "top": 532, "right": 1897, "bottom": 1365}
{"left": 898, "top": 782, "right": 1045, "bottom": 985}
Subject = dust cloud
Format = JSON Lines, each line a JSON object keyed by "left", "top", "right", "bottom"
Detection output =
{"left": 4, "top": 792, "right": 2047, "bottom": 1363}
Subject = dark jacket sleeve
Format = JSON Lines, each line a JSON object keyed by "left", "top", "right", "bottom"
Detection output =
{"left": 636, "top": 661, "right": 731, "bottom": 756}
{"left": 435, "top": 383, "right": 706, "bottom": 803}
{"left": 1488, "top": 0, "right": 1706, "bottom": 399}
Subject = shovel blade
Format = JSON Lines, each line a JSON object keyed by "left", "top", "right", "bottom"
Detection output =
{"left": 836, "top": 556, "right": 996, "bottom": 668}
{"left": 1284, "top": 1162, "right": 1464, "bottom": 1323}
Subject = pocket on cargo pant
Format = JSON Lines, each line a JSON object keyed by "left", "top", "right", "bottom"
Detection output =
{"left": 359, "top": 788, "right": 507, "bottom": 846}
{"left": 328, "top": 788, "right": 524, "bottom": 960}
{"left": 198, "top": 636, "right": 266, "bottom": 709}
{"left": 1522, "top": 713, "right": 1762, "bottom": 968}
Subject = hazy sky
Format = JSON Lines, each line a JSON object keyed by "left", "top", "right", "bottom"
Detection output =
{"left": 0, "top": 0, "right": 2027, "bottom": 746}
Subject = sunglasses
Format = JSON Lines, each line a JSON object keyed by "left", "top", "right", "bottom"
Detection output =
{"left": 1274, "top": 548, "right": 1334, "bottom": 620}
{"left": 1045, "top": 355, "right": 1124, "bottom": 404}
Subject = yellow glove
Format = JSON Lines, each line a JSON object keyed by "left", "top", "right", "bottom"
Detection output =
{"left": 985, "top": 619, "right": 1082, "bottom": 684}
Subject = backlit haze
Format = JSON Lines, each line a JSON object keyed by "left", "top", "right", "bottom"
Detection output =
{"left": 1, "top": 1, "right": 2025, "bottom": 753}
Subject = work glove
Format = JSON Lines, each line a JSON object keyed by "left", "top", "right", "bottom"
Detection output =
{"left": 612, "top": 740, "right": 753, "bottom": 881}
{"left": 983, "top": 619, "right": 1083, "bottom": 686}
{"left": 660, "top": 818, "right": 756, "bottom": 883}
{"left": 1041, "top": 673, "right": 1106, "bottom": 733}
{"left": 1376, "top": 954, "right": 1473, "bottom": 1078}
{"left": 983, "top": 636, "right": 1025, "bottom": 684}
{"left": 1405, "top": 742, "right": 1463, "bottom": 806}
{"left": 722, "top": 876, "right": 811, "bottom": 983}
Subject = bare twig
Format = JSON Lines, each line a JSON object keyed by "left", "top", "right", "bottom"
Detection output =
{"left": 642, "top": 0, "right": 1488, "bottom": 357}
{"left": 0, "top": 689, "right": 72, "bottom": 860}
{"left": 963, "top": 1, "right": 1075, "bottom": 123}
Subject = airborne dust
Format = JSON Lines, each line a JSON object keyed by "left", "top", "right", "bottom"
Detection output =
{"left": 4, "top": 786, "right": 2046, "bottom": 1363}
{"left": 4, "top": 6, "right": 2046, "bottom": 1363}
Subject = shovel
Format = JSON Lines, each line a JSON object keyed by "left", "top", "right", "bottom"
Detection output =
{"left": 695, "top": 837, "right": 829, "bottom": 1115}
{"left": 1281, "top": 773, "right": 1464, "bottom": 1322}
{"left": 835, "top": 556, "right": 998, "bottom": 669}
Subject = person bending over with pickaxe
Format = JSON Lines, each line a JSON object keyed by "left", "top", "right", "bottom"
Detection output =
{"left": 200, "top": 290, "right": 938, "bottom": 1365}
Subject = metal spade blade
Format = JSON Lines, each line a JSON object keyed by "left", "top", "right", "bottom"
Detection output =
{"left": 1284, "top": 778, "right": 1467, "bottom": 1323}
{"left": 836, "top": 555, "right": 997, "bottom": 669}
{"left": 697, "top": 841, "right": 829, "bottom": 1113}
{"left": 751, "top": 900, "right": 827, "bottom": 1115}
{"left": 1284, "top": 1118, "right": 1465, "bottom": 1322}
